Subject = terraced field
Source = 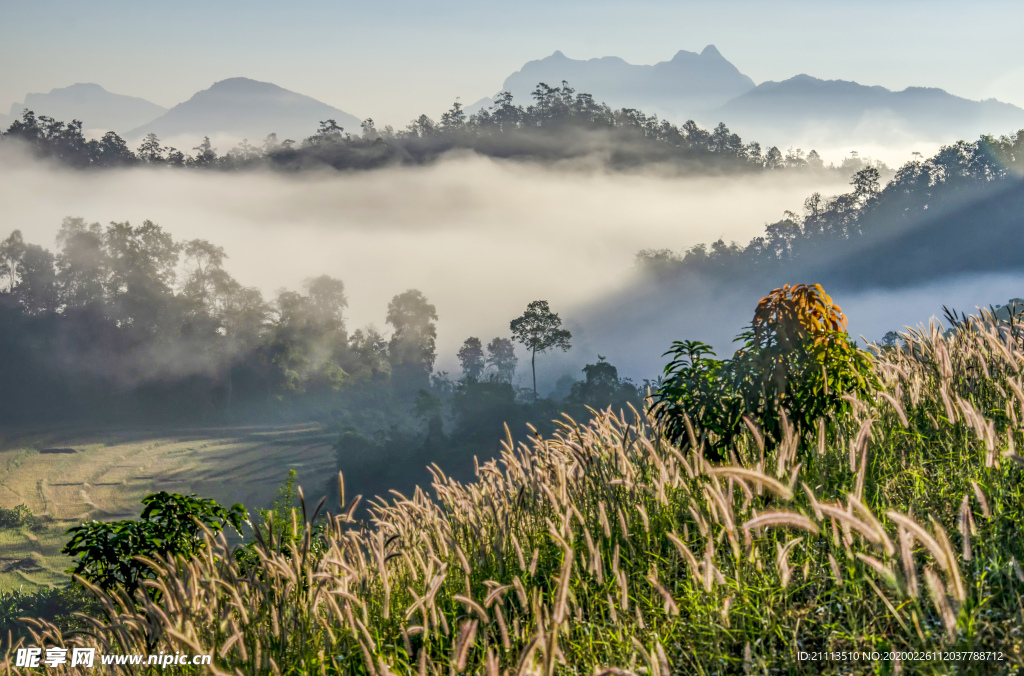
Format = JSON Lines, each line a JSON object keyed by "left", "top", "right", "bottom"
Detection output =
{"left": 0, "top": 424, "right": 338, "bottom": 591}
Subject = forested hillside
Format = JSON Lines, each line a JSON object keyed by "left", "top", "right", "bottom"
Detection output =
{"left": 637, "top": 130, "right": 1024, "bottom": 290}
{"left": 0, "top": 83, "right": 875, "bottom": 174}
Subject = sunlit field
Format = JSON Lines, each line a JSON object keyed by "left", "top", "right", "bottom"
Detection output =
{"left": 0, "top": 425, "right": 335, "bottom": 591}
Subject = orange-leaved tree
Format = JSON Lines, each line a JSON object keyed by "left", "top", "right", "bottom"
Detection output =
{"left": 652, "top": 284, "right": 877, "bottom": 459}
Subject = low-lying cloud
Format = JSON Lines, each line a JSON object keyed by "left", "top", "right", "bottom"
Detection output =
{"left": 0, "top": 152, "right": 853, "bottom": 387}
{"left": 8, "top": 151, "right": 1016, "bottom": 395}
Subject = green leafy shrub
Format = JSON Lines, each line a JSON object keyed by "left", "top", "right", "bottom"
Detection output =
{"left": 653, "top": 284, "right": 877, "bottom": 458}
{"left": 61, "top": 492, "right": 246, "bottom": 596}
{"left": 0, "top": 504, "right": 39, "bottom": 530}
{"left": 648, "top": 339, "right": 747, "bottom": 455}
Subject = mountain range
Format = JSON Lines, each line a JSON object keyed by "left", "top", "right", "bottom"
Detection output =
{"left": 5, "top": 83, "right": 167, "bottom": 135}
{"left": 473, "top": 46, "right": 1024, "bottom": 150}
{"left": 485, "top": 45, "right": 754, "bottom": 119}
{"left": 717, "top": 74, "right": 1024, "bottom": 146}
{"left": 5, "top": 49, "right": 1024, "bottom": 153}
{"left": 2, "top": 78, "right": 362, "bottom": 146}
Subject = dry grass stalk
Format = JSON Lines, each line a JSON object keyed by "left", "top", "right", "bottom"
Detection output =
{"left": 742, "top": 512, "right": 820, "bottom": 535}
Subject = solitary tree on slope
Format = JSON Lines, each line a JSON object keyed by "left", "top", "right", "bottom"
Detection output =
{"left": 510, "top": 300, "right": 572, "bottom": 401}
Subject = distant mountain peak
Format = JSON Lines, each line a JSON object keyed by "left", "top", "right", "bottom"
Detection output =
{"left": 207, "top": 77, "right": 280, "bottom": 90}
{"left": 53, "top": 82, "right": 108, "bottom": 94}
{"left": 669, "top": 49, "right": 698, "bottom": 62}
{"left": 211, "top": 77, "right": 252, "bottom": 86}
{"left": 900, "top": 85, "right": 950, "bottom": 96}
{"left": 8, "top": 83, "right": 166, "bottom": 134}
{"left": 497, "top": 48, "right": 755, "bottom": 118}
{"left": 129, "top": 77, "right": 360, "bottom": 142}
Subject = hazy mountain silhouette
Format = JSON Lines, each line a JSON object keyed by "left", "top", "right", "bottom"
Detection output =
{"left": 475, "top": 50, "right": 1024, "bottom": 151}
{"left": 128, "top": 77, "right": 361, "bottom": 143}
{"left": 716, "top": 75, "right": 1024, "bottom": 145}
{"left": 472, "top": 46, "right": 754, "bottom": 119}
{"left": 7, "top": 83, "right": 167, "bottom": 134}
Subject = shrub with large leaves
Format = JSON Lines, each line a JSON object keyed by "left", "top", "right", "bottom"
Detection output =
{"left": 648, "top": 339, "right": 747, "bottom": 455}
{"left": 652, "top": 284, "right": 877, "bottom": 458}
{"left": 62, "top": 491, "right": 246, "bottom": 596}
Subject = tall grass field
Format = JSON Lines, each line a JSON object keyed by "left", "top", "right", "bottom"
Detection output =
{"left": 4, "top": 298, "right": 1024, "bottom": 674}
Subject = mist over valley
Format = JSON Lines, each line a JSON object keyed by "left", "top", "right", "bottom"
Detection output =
{"left": 0, "top": 150, "right": 853, "bottom": 385}
{"left": 4, "top": 6, "right": 1024, "bottom": 667}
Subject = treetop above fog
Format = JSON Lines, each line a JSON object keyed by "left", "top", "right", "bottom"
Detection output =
{"left": 0, "top": 83, "right": 872, "bottom": 175}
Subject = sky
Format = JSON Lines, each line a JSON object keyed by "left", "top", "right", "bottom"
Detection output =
{"left": 1, "top": 0, "right": 1023, "bottom": 127}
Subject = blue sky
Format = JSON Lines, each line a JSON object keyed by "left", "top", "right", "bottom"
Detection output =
{"left": 2, "top": 0, "right": 1022, "bottom": 125}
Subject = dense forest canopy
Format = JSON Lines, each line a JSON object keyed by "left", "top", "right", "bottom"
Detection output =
{"left": 0, "top": 82, "right": 882, "bottom": 174}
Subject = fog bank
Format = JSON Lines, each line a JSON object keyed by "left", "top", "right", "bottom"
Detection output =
{"left": 0, "top": 154, "right": 850, "bottom": 385}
